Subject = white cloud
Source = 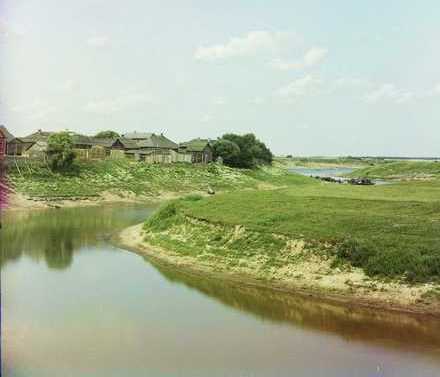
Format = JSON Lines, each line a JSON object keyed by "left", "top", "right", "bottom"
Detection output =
{"left": 194, "top": 31, "right": 296, "bottom": 60}
{"left": 364, "top": 83, "right": 415, "bottom": 104}
{"left": 303, "top": 47, "right": 328, "bottom": 66}
{"left": 87, "top": 35, "right": 110, "bottom": 48}
{"left": 434, "top": 83, "right": 440, "bottom": 95}
{"left": 277, "top": 75, "right": 322, "bottom": 100}
{"left": 271, "top": 47, "right": 328, "bottom": 70}
{"left": 84, "top": 92, "right": 155, "bottom": 114}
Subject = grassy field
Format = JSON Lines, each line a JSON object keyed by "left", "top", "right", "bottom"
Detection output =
{"left": 7, "top": 160, "right": 292, "bottom": 199}
{"left": 145, "top": 172, "right": 440, "bottom": 283}
{"left": 348, "top": 161, "right": 440, "bottom": 179}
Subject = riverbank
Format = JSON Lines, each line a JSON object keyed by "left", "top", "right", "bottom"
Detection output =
{"left": 5, "top": 160, "right": 291, "bottom": 211}
{"left": 125, "top": 169, "right": 440, "bottom": 315}
{"left": 117, "top": 223, "right": 440, "bottom": 316}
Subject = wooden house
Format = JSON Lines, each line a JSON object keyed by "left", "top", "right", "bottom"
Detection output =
{"left": 0, "top": 125, "right": 27, "bottom": 156}
{"left": 0, "top": 126, "right": 6, "bottom": 158}
{"left": 179, "top": 138, "right": 213, "bottom": 163}
{"left": 121, "top": 132, "right": 179, "bottom": 152}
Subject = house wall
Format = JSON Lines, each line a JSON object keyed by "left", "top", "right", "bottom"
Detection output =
{"left": 171, "top": 150, "right": 192, "bottom": 163}
{"left": 6, "top": 140, "right": 24, "bottom": 156}
{"left": 74, "top": 146, "right": 106, "bottom": 160}
{"left": 23, "top": 141, "right": 48, "bottom": 159}
{"left": 191, "top": 147, "right": 213, "bottom": 163}
{"left": 0, "top": 133, "right": 5, "bottom": 158}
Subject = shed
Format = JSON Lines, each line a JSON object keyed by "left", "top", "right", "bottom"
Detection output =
{"left": 179, "top": 138, "right": 213, "bottom": 163}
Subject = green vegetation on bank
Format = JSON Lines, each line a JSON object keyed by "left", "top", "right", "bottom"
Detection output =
{"left": 144, "top": 175, "right": 440, "bottom": 283}
{"left": 8, "top": 159, "right": 292, "bottom": 199}
{"left": 275, "top": 156, "right": 375, "bottom": 168}
{"left": 348, "top": 161, "right": 440, "bottom": 179}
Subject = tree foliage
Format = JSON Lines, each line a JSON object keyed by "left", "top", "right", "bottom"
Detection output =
{"left": 94, "top": 130, "right": 120, "bottom": 139}
{"left": 213, "top": 133, "right": 273, "bottom": 168}
{"left": 47, "top": 132, "right": 76, "bottom": 171}
{"left": 212, "top": 139, "right": 241, "bottom": 166}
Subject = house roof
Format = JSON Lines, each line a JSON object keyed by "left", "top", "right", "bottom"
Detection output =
{"left": 122, "top": 132, "right": 154, "bottom": 140}
{"left": 179, "top": 138, "right": 212, "bottom": 152}
{"left": 115, "top": 138, "right": 139, "bottom": 149}
{"left": 120, "top": 132, "right": 178, "bottom": 150}
{"left": 0, "top": 125, "right": 16, "bottom": 142}
{"left": 23, "top": 130, "right": 55, "bottom": 142}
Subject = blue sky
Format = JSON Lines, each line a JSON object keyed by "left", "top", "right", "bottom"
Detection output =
{"left": 1, "top": 0, "right": 439, "bottom": 156}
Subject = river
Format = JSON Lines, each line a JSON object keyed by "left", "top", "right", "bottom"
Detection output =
{"left": 2, "top": 205, "right": 440, "bottom": 377}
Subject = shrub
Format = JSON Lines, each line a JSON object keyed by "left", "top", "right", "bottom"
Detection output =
{"left": 47, "top": 132, "right": 76, "bottom": 172}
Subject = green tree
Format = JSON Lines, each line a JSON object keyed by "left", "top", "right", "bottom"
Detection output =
{"left": 216, "top": 133, "right": 273, "bottom": 168}
{"left": 212, "top": 139, "right": 241, "bottom": 166}
{"left": 47, "top": 132, "right": 76, "bottom": 171}
{"left": 94, "top": 130, "right": 120, "bottom": 139}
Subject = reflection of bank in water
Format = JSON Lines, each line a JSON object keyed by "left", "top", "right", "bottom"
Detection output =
{"left": 149, "top": 258, "right": 440, "bottom": 356}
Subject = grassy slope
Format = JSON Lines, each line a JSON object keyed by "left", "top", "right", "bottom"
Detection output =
{"left": 348, "top": 161, "right": 440, "bottom": 179}
{"left": 8, "top": 160, "right": 288, "bottom": 199}
{"left": 145, "top": 175, "right": 440, "bottom": 283}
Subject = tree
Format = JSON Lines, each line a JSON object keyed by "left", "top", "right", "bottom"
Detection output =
{"left": 215, "top": 133, "right": 273, "bottom": 168}
{"left": 212, "top": 139, "right": 241, "bottom": 166}
{"left": 94, "top": 130, "right": 120, "bottom": 139}
{"left": 47, "top": 132, "right": 76, "bottom": 171}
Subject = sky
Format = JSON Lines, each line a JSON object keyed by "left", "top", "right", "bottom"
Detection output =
{"left": 1, "top": 0, "right": 439, "bottom": 156}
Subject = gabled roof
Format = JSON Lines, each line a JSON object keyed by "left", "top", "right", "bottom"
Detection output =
{"left": 120, "top": 132, "right": 178, "bottom": 150}
{"left": 114, "top": 138, "right": 139, "bottom": 149}
{"left": 179, "top": 138, "right": 212, "bottom": 152}
{"left": 23, "top": 130, "right": 55, "bottom": 142}
{"left": 0, "top": 125, "right": 16, "bottom": 142}
{"left": 122, "top": 132, "right": 154, "bottom": 140}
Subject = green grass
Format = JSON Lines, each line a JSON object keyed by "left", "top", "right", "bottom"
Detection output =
{"left": 348, "top": 161, "right": 440, "bottom": 179}
{"left": 8, "top": 160, "right": 293, "bottom": 199}
{"left": 145, "top": 176, "right": 440, "bottom": 283}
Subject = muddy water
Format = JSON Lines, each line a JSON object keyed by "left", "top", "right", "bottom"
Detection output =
{"left": 2, "top": 205, "right": 440, "bottom": 377}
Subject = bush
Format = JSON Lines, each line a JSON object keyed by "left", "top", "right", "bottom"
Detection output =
{"left": 47, "top": 132, "right": 76, "bottom": 172}
{"left": 336, "top": 238, "right": 440, "bottom": 283}
{"left": 336, "top": 238, "right": 377, "bottom": 267}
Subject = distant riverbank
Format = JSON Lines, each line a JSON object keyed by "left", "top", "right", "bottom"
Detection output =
{"left": 5, "top": 160, "right": 290, "bottom": 211}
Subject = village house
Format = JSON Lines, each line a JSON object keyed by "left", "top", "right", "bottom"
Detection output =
{"left": 0, "top": 126, "right": 7, "bottom": 158}
{"left": 4, "top": 127, "right": 214, "bottom": 164}
{"left": 179, "top": 138, "right": 214, "bottom": 163}
{"left": 0, "top": 125, "right": 28, "bottom": 156}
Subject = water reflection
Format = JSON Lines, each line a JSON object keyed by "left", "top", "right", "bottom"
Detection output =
{"left": 0, "top": 205, "right": 154, "bottom": 269}
{"left": 150, "top": 258, "right": 440, "bottom": 355}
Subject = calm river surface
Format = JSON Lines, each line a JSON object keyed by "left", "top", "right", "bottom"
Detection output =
{"left": 2, "top": 205, "right": 440, "bottom": 377}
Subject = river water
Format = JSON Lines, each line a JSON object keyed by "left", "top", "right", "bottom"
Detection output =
{"left": 2, "top": 205, "right": 440, "bottom": 377}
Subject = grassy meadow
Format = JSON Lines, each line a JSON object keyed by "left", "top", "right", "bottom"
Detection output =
{"left": 8, "top": 159, "right": 289, "bottom": 200}
{"left": 348, "top": 160, "right": 440, "bottom": 179}
{"left": 145, "top": 162, "right": 440, "bottom": 284}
